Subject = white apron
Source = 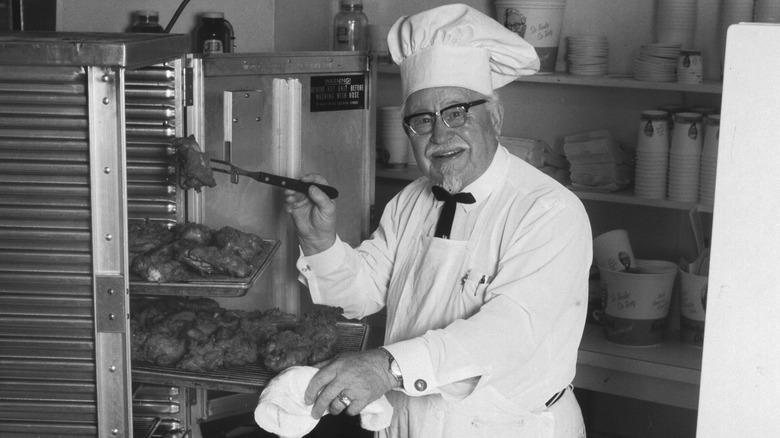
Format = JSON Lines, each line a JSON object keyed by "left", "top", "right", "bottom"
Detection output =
{"left": 378, "top": 184, "right": 585, "bottom": 438}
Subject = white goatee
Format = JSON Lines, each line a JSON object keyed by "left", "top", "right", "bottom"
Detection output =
{"left": 440, "top": 165, "right": 463, "bottom": 193}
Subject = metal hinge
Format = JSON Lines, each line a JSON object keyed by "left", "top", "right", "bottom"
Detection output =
{"left": 95, "top": 275, "right": 127, "bottom": 333}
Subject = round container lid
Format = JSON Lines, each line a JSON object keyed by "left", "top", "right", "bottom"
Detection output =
{"left": 674, "top": 112, "right": 703, "bottom": 123}
{"left": 641, "top": 109, "right": 671, "bottom": 120}
{"left": 136, "top": 10, "right": 159, "bottom": 17}
{"left": 704, "top": 114, "right": 721, "bottom": 125}
{"left": 203, "top": 12, "right": 225, "bottom": 19}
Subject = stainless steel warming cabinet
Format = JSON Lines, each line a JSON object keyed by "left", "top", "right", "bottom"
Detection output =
{"left": 0, "top": 32, "right": 374, "bottom": 438}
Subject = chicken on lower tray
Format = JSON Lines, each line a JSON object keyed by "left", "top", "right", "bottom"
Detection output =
{"left": 131, "top": 297, "right": 343, "bottom": 373}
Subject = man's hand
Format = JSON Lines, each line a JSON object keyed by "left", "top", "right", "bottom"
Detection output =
{"left": 304, "top": 349, "right": 397, "bottom": 418}
{"left": 283, "top": 173, "right": 338, "bottom": 255}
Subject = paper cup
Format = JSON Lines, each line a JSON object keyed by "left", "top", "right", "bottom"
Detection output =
{"left": 597, "top": 260, "right": 678, "bottom": 346}
{"left": 593, "top": 229, "right": 637, "bottom": 272}
{"left": 679, "top": 268, "right": 707, "bottom": 347}
{"left": 495, "top": 0, "right": 567, "bottom": 72}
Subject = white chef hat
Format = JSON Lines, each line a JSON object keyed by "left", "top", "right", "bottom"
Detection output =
{"left": 387, "top": 3, "right": 540, "bottom": 101}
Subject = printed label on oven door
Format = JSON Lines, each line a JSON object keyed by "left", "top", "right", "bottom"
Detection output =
{"left": 310, "top": 74, "right": 366, "bottom": 112}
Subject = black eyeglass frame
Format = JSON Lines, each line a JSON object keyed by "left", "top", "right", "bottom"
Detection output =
{"left": 403, "top": 99, "right": 488, "bottom": 135}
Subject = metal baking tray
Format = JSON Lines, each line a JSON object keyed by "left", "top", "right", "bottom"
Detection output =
{"left": 131, "top": 321, "right": 369, "bottom": 393}
{"left": 128, "top": 238, "right": 281, "bottom": 297}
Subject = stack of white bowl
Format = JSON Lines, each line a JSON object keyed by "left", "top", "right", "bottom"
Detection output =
{"left": 566, "top": 35, "right": 609, "bottom": 76}
{"left": 668, "top": 112, "right": 704, "bottom": 203}
{"left": 656, "top": 0, "right": 697, "bottom": 48}
{"left": 634, "top": 110, "right": 671, "bottom": 200}
{"left": 633, "top": 43, "right": 681, "bottom": 82}
{"left": 378, "top": 106, "right": 409, "bottom": 168}
{"left": 717, "top": 0, "right": 754, "bottom": 73}
{"left": 699, "top": 115, "right": 720, "bottom": 205}
{"left": 754, "top": 0, "right": 780, "bottom": 22}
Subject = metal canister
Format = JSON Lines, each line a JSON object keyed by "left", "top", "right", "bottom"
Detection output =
{"left": 195, "top": 12, "right": 235, "bottom": 54}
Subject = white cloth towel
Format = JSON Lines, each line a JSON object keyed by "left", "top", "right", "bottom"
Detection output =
{"left": 254, "top": 366, "right": 393, "bottom": 438}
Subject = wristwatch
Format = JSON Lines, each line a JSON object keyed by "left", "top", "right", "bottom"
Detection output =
{"left": 379, "top": 347, "right": 403, "bottom": 388}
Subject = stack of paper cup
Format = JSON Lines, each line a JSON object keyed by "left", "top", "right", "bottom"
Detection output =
{"left": 668, "top": 112, "right": 703, "bottom": 203}
{"left": 676, "top": 50, "right": 703, "bottom": 84}
{"left": 754, "top": 0, "right": 780, "bottom": 22}
{"left": 378, "top": 106, "right": 409, "bottom": 169}
{"left": 634, "top": 110, "right": 671, "bottom": 200}
{"left": 656, "top": 0, "right": 697, "bottom": 48}
{"left": 717, "top": 0, "right": 754, "bottom": 74}
{"left": 699, "top": 115, "right": 720, "bottom": 205}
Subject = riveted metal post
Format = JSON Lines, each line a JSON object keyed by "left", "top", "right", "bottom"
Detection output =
{"left": 88, "top": 65, "right": 131, "bottom": 438}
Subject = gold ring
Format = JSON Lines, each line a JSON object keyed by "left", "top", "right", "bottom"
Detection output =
{"left": 336, "top": 392, "right": 352, "bottom": 407}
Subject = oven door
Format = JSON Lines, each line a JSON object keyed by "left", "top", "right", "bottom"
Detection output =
{"left": 0, "top": 32, "right": 189, "bottom": 438}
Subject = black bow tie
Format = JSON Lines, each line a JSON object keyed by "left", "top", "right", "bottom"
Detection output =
{"left": 431, "top": 186, "right": 475, "bottom": 239}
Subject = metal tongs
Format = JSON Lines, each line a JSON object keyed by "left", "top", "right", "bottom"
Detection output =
{"left": 211, "top": 159, "right": 339, "bottom": 199}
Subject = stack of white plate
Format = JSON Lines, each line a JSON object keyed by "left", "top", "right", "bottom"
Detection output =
{"left": 378, "top": 106, "right": 409, "bottom": 168}
{"left": 566, "top": 35, "right": 609, "bottom": 76}
{"left": 633, "top": 43, "right": 680, "bottom": 82}
{"left": 754, "top": 0, "right": 780, "bottom": 22}
{"left": 699, "top": 115, "right": 720, "bottom": 205}
{"left": 656, "top": 0, "right": 697, "bottom": 48}
{"left": 717, "top": 0, "right": 754, "bottom": 72}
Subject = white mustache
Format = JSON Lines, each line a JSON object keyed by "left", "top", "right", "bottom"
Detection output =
{"left": 427, "top": 140, "right": 468, "bottom": 157}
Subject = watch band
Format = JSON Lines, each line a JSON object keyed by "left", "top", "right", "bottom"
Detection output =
{"left": 379, "top": 347, "right": 403, "bottom": 388}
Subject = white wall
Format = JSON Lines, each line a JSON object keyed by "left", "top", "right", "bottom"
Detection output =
{"left": 56, "top": 0, "right": 274, "bottom": 53}
{"left": 274, "top": 0, "right": 721, "bottom": 79}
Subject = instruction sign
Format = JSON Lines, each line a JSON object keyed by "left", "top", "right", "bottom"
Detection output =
{"left": 310, "top": 74, "right": 366, "bottom": 112}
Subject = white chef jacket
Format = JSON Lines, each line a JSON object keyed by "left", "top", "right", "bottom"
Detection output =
{"left": 297, "top": 146, "right": 592, "bottom": 435}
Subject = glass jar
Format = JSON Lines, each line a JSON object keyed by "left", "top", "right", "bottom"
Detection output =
{"left": 195, "top": 12, "right": 235, "bottom": 54}
{"left": 333, "top": 0, "right": 368, "bottom": 51}
{"left": 129, "top": 10, "right": 164, "bottom": 33}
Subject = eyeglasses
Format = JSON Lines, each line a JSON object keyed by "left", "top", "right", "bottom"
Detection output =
{"left": 403, "top": 99, "right": 488, "bottom": 135}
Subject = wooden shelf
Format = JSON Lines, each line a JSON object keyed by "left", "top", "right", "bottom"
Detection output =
{"left": 376, "top": 166, "right": 714, "bottom": 213}
{"left": 575, "top": 324, "right": 702, "bottom": 410}
{"left": 376, "top": 64, "right": 722, "bottom": 94}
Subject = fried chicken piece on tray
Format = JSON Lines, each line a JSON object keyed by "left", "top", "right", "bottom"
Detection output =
{"left": 260, "top": 306, "right": 344, "bottom": 371}
{"left": 261, "top": 330, "right": 316, "bottom": 373}
{"left": 215, "top": 226, "right": 269, "bottom": 263}
{"left": 181, "top": 245, "right": 252, "bottom": 277}
{"left": 174, "top": 222, "right": 214, "bottom": 246}
{"left": 173, "top": 134, "right": 216, "bottom": 192}
{"left": 128, "top": 219, "right": 175, "bottom": 255}
{"left": 130, "top": 243, "right": 190, "bottom": 283}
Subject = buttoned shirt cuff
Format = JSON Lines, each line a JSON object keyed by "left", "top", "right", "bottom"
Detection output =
{"left": 381, "top": 338, "right": 439, "bottom": 396}
{"left": 295, "top": 236, "right": 346, "bottom": 302}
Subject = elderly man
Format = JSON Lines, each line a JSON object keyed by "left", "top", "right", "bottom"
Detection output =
{"left": 283, "top": 4, "right": 592, "bottom": 438}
